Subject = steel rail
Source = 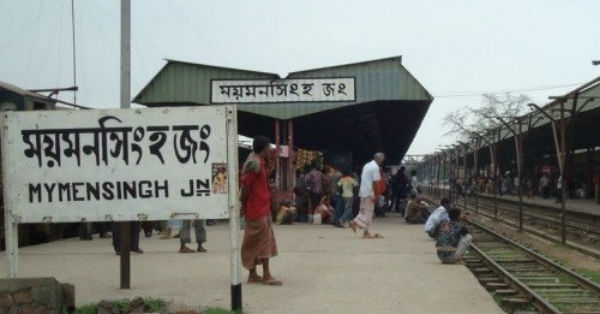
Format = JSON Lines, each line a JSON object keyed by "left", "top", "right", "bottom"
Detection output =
{"left": 469, "top": 243, "right": 562, "bottom": 314}
{"left": 469, "top": 220, "right": 600, "bottom": 294}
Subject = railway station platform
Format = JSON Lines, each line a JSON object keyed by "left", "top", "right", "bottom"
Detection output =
{"left": 478, "top": 192, "right": 600, "bottom": 217}
{"left": 0, "top": 216, "right": 503, "bottom": 314}
{"left": 430, "top": 186, "right": 600, "bottom": 217}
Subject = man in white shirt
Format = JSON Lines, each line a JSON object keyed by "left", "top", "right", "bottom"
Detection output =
{"left": 350, "top": 152, "right": 385, "bottom": 239}
{"left": 410, "top": 170, "right": 420, "bottom": 194}
{"left": 424, "top": 198, "right": 451, "bottom": 239}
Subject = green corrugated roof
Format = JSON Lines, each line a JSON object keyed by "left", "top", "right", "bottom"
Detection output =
{"left": 133, "top": 56, "right": 433, "bottom": 120}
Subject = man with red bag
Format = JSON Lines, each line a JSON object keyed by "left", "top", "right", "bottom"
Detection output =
{"left": 350, "top": 152, "right": 386, "bottom": 239}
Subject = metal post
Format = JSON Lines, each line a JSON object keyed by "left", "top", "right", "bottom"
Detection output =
{"left": 4, "top": 215, "right": 18, "bottom": 278}
{"left": 455, "top": 148, "right": 460, "bottom": 202}
{"left": 287, "top": 120, "right": 294, "bottom": 192}
{"left": 226, "top": 105, "right": 242, "bottom": 312}
{"left": 449, "top": 152, "right": 454, "bottom": 201}
{"left": 516, "top": 125, "right": 524, "bottom": 233}
{"left": 120, "top": 0, "right": 131, "bottom": 290}
{"left": 463, "top": 144, "right": 467, "bottom": 210}
{"left": 275, "top": 120, "right": 280, "bottom": 192}
{"left": 442, "top": 153, "right": 446, "bottom": 198}
{"left": 2, "top": 122, "right": 18, "bottom": 277}
{"left": 70, "top": 0, "right": 77, "bottom": 105}
{"left": 560, "top": 102, "right": 567, "bottom": 244}
{"left": 491, "top": 142, "right": 498, "bottom": 220}
{"left": 474, "top": 139, "right": 479, "bottom": 215}
{"left": 119, "top": 222, "right": 131, "bottom": 289}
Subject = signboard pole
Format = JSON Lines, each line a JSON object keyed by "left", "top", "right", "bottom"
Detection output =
{"left": 226, "top": 105, "right": 242, "bottom": 311}
{"left": 3, "top": 213, "right": 18, "bottom": 278}
{"left": 2, "top": 119, "right": 18, "bottom": 278}
{"left": 120, "top": 0, "right": 131, "bottom": 289}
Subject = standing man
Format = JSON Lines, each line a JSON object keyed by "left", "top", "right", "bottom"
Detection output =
{"left": 350, "top": 153, "right": 385, "bottom": 239}
{"left": 240, "top": 136, "right": 282, "bottom": 286}
{"left": 112, "top": 221, "right": 143, "bottom": 255}
{"left": 593, "top": 170, "right": 600, "bottom": 205}
{"left": 306, "top": 162, "right": 327, "bottom": 220}
{"left": 328, "top": 166, "right": 344, "bottom": 227}
{"left": 178, "top": 220, "right": 207, "bottom": 253}
{"left": 539, "top": 173, "right": 550, "bottom": 199}
{"left": 410, "top": 170, "right": 420, "bottom": 195}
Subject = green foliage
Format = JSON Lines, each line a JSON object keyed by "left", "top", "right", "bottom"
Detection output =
{"left": 204, "top": 307, "right": 243, "bottom": 314}
{"left": 113, "top": 299, "right": 131, "bottom": 313}
{"left": 74, "top": 303, "right": 97, "bottom": 314}
{"left": 144, "top": 297, "right": 169, "bottom": 313}
{"left": 577, "top": 268, "right": 600, "bottom": 284}
{"left": 74, "top": 297, "right": 169, "bottom": 314}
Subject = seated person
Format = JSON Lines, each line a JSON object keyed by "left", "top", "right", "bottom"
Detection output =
{"left": 276, "top": 201, "right": 297, "bottom": 225}
{"left": 424, "top": 198, "right": 451, "bottom": 239}
{"left": 436, "top": 208, "right": 472, "bottom": 264}
{"left": 315, "top": 196, "right": 335, "bottom": 224}
{"left": 405, "top": 194, "right": 430, "bottom": 224}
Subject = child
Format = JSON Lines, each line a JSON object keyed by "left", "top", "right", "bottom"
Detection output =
{"left": 276, "top": 201, "right": 297, "bottom": 225}
{"left": 315, "top": 196, "right": 335, "bottom": 224}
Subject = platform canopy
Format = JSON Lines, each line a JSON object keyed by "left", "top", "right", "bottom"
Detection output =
{"left": 134, "top": 56, "right": 433, "bottom": 164}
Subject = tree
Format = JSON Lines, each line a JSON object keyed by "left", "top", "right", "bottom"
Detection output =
{"left": 443, "top": 93, "right": 531, "bottom": 141}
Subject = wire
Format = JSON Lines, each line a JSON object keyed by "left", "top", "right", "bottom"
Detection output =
{"left": 433, "top": 82, "right": 584, "bottom": 98}
{"left": 71, "top": 0, "right": 77, "bottom": 105}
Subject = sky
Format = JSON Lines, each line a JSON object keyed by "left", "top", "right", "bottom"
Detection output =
{"left": 1, "top": 0, "right": 599, "bottom": 156}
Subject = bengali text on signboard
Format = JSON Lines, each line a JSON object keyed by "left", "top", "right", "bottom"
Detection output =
{"left": 1, "top": 106, "right": 233, "bottom": 223}
{"left": 211, "top": 77, "right": 356, "bottom": 103}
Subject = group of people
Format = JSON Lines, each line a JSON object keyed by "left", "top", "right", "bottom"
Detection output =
{"left": 449, "top": 171, "right": 593, "bottom": 204}
{"left": 75, "top": 137, "right": 477, "bottom": 289}
{"left": 290, "top": 161, "right": 423, "bottom": 226}
{"left": 292, "top": 163, "right": 358, "bottom": 227}
{"left": 78, "top": 219, "right": 209, "bottom": 255}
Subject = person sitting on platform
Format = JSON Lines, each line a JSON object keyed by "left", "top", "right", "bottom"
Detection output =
{"left": 315, "top": 195, "right": 335, "bottom": 224}
{"left": 405, "top": 194, "right": 430, "bottom": 224}
{"left": 436, "top": 208, "right": 472, "bottom": 264}
{"left": 424, "top": 198, "right": 451, "bottom": 239}
{"left": 276, "top": 201, "right": 297, "bottom": 225}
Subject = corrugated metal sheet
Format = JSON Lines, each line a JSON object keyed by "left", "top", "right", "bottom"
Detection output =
{"left": 133, "top": 56, "right": 433, "bottom": 120}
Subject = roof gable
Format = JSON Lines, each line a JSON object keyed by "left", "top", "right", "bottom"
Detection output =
{"left": 133, "top": 56, "right": 433, "bottom": 119}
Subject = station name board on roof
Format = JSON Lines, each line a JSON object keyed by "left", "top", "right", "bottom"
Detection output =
{"left": 1, "top": 106, "right": 233, "bottom": 223}
{"left": 211, "top": 77, "right": 356, "bottom": 104}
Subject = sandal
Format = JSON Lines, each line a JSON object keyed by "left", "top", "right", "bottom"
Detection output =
{"left": 349, "top": 221, "right": 357, "bottom": 233}
{"left": 179, "top": 247, "right": 195, "bottom": 253}
{"left": 261, "top": 278, "right": 283, "bottom": 286}
{"left": 247, "top": 278, "right": 263, "bottom": 284}
{"left": 197, "top": 247, "right": 207, "bottom": 253}
{"left": 373, "top": 233, "right": 384, "bottom": 238}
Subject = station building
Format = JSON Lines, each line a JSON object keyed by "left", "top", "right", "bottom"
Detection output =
{"left": 134, "top": 56, "right": 433, "bottom": 201}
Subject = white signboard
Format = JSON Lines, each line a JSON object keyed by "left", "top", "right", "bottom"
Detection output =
{"left": 1, "top": 106, "right": 235, "bottom": 223}
{"left": 211, "top": 77, "right": 356, "bottom": 103}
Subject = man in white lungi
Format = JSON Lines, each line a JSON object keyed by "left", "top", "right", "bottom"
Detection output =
{"left": 350, "top": 152, "right": 385, "bottom": 239}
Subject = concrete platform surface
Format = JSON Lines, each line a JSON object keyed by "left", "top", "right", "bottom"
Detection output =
{"left": 1, "top": 216, "right": 503, "bottom": 314}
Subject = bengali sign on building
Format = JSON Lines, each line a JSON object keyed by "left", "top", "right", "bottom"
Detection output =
{"left": 211, "top": 77, "right": 356, "bottom": 103}
{"left": 0, "top": 106, "right": 235, "bottom": 223}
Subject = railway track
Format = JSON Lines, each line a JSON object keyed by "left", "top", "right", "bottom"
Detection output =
{"left": 466, "top": 220, "right": 600, "bottom": 314}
